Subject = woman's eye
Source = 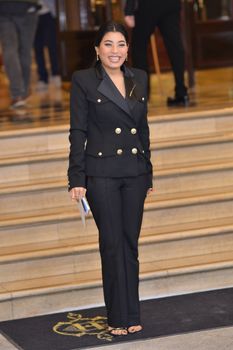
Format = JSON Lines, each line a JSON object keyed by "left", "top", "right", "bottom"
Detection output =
{"left": 119, "top": 44, "right": 126, "bottom": 47}
{"left": 104, "top": 43, "right": 112, "bottom": 47}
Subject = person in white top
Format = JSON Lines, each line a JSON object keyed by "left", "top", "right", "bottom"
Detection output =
{"left": 34, "top": 0, "right": 61, "bottom": 90}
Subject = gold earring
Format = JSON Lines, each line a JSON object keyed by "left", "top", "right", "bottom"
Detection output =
{"left": 96, "top": 53, "right": 99, "bottom": 61}
{"left": 125, "top": 54, "right": 128, "bottom": 62}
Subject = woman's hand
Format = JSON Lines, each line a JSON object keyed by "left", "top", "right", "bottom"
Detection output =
{"left": 124, "top": 15, "right": 135, "bottom": 28}
{"left": 70, "top": 187, "right": 86, "bottom": 201}
{"left": 147, "top": 188, "right": 153, "bottom": 195}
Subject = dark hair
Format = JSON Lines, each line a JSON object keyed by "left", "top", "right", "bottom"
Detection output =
{"left": 94, "top": 21, "right": 129, "bottom": 47}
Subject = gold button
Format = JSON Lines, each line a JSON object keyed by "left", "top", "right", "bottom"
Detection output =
{"left": 115, "top": 128, "right": 121, "bottom": 134}
{"left": 142, "top": 97, "right": 145, "bottom": 101}
{"left": 97, "top": 99, "right": 101, "bottom": 103}
{"left": 117, "top": 149, "right": 123, "bottom": 155}
{"left": 131, "top": 128, "right": 137, "bottom": 135}
{"left": 98, "top": 152, "right": 103, "bottom": 156}
{"left": 132, "top": 148, "right": 138, "bottom": 154}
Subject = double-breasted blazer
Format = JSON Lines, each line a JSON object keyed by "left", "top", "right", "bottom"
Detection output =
{"left": 68, "top": 63, "right": 153, "bottom": 190}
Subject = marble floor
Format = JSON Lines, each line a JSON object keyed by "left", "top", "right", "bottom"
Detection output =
{"left": 0, "top": 66, "right": 232, "bottom": 132}
{"left": 1, "top": 326, "right": 233, "bottom": 350}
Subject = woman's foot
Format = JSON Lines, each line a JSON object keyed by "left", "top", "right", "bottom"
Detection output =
{"left": 108, "top": 327, "right": 128, "bottom": 336}
{"left": 128, "top": 325, "right": 143, "bottom": 333}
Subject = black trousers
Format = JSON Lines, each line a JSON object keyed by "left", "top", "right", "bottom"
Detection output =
{"left": 86, "top": 175, "right": 148, "bottom": 327}
{"left": 132, "top": 0, "right": 187, "bottom": 97}
{"left": 34, "top": 13, "right": 59, "bottom": 83}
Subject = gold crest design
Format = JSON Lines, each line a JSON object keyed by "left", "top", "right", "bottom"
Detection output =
{"left": 53, "top": 312, "right": 113, "bottom": 342}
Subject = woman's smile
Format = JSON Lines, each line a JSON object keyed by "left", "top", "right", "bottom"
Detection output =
{"left": 108, "top": 55, "right": 121, "bottom": 63}
{"left": 95, "top": 31, "right": 128, "bottom": 70}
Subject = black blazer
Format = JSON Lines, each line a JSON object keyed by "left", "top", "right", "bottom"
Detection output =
{"left": 68, "top": 63, "right": 153, "bottom": 190}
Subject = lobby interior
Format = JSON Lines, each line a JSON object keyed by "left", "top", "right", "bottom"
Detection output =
{"left": 0, "top": 1, "right": 233, "bottom": 349}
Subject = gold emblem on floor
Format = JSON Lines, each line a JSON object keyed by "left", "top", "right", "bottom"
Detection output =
{"left": 53, "top": 312, "right": 113, "bottom": 341}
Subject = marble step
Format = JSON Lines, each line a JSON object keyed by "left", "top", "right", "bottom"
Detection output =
{"left": 0, "top": 125, "right": 69, "bottom": 157}
{"left": 156, "top": 157, "right": 233, "bottom": 194}
{"left": 1, "top": 185, "right": 233, "bottom": 240}
{"left": 1, "top": 107, "right": 233, "bottom": 157}
{"left": 1, "top": 211, "right": 233, "bottom": 249}
{"left": 2, "top": 131, "right": 233, "bottom": 184}
{"left": 152, "top": 132, "right": 233, "bottom": 166}
{"left": 1, "top": 249, "right": 233, "bottom": 321}
{"left": 0, "top": 149, "right": 68, "bottom": 183}
{"left": 2, "top": 155, "right": 233, "bottom": 213}
{"left": 0, "top": 152, "right": 233, "bottom": 202}
{"left": 1, "top": 217, "right": 233, "bottom": 284}
{"left": 149, "top": 107, "right": 233, "bottom": 140}
{"left": 0, "top": 178, "right": 71, "bottom": 214}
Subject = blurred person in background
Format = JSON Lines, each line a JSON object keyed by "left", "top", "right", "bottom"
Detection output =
{"left": 0, "top": 0, "right": 40, "bottom": 108}
{"left": 124, "top": 0, "right": 189, "bottom": 106}
{"left": 34, "top": 0, "right": 61, "bottom": 91}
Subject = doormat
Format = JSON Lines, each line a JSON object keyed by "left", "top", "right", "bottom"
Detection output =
{"left": 1, "top": 287, "right": 233, "bottom": 349}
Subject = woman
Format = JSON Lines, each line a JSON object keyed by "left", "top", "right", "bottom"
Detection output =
{"left": 68, "top": 21, "right": 153, "bottom": 336}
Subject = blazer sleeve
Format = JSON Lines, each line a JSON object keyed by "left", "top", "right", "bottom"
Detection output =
{"left": 68, "top": 72, "right": 88, "bottom": 190}
{"left": 124, "top": 0, "right": 137, "bottom": 15}
{"left": 138, "top": 71, "right": 153, "bottom": 188}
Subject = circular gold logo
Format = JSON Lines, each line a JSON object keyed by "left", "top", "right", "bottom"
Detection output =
{"left": 53, "top": 312, "right": 113, "bottom": 342}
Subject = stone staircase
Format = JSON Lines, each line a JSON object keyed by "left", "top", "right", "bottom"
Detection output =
{"left": 1, "top": 107, "right": 233, "bottom": 321}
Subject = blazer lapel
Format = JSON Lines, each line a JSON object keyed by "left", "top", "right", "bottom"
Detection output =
{"left": 97, "top": 75, "right": 132, "bottom": 117}
{"left": 95, "top": 63, "right": 146, "bottom": 120}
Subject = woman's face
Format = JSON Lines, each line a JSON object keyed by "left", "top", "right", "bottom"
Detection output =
{"left": 95, "top": 31, "right": 128, "bottom": 70}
